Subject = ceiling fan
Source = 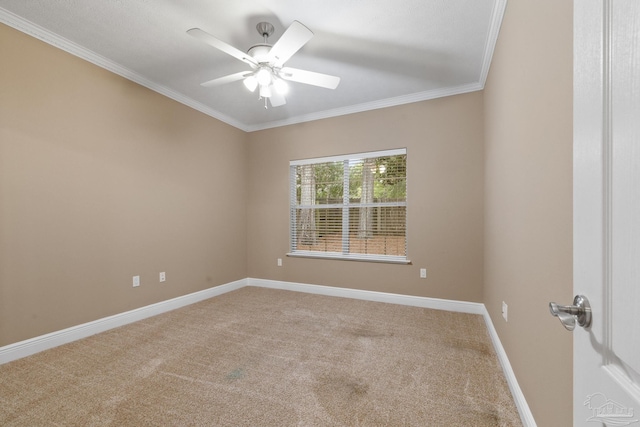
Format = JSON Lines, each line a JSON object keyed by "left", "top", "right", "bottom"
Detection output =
{"left": 187, "top": 21, "right": 340, "bottom": 108}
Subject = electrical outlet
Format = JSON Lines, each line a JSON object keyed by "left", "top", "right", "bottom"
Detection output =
{"left": 133, "top": 275, "right": 140, "bottom": 287}
{"left": 277, "top": 258, "right": 282, "bottom": 267}
{"left": 502, "top": 301, "right": 508, "bottom": 322}
{"left": 420, "top": 268, "right": 427, "bottom": 279}
{"left": 159, "top": 272, "right": 166, "bottom": 282}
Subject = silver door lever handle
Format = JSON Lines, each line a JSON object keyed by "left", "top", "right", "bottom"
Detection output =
{"left": 549, "top": 295, "right": 592, "bottom": 331}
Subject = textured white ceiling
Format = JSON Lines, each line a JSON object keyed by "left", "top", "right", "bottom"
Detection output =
{"left": 0, "top": 0, "right": 506, "bottom": 132}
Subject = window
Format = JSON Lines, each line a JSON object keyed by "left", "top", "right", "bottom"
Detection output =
{"left": 289, "top": 149, "right": 408, "bottom": 263}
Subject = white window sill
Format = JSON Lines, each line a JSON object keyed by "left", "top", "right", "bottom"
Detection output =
{"left": 287, "top": 251, "right": 411, "bottom": 265}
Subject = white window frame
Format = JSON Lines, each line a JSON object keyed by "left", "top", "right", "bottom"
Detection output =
{"left": 288, "top": 148, "right": 409, "bottom": 264}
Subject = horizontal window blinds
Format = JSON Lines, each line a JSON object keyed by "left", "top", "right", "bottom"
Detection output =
{"left": 289, "top": 149, "right": 407, "bottom": 263}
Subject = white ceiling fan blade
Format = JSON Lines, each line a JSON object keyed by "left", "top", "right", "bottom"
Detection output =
{"left": 201, "top": 71, "right": 252, "bottom": 87}
{"left": 187, "top": 28, "right": 258, "bottom": 67}
{"left": 269, "top": 91, "right": 287, "bottom": 107}
{"left": 280, "top": 67, "right": 340, "bottom": 90}
{"left": 268, "top": 21, "right": 313, "bottom": 67}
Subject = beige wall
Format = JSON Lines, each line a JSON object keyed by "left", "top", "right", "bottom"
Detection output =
{"left": 247, "top": 93, "right": 485, "bottom": 303}
{"left": 0, "top": 24, "right": 248, "bottom": 346}
{"left": 483, "top": 0, "right": 573, "bottom": 425}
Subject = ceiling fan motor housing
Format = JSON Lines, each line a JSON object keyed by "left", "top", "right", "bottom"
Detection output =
{"left": 247, "top": 44, "right": 272, "bottom": 63}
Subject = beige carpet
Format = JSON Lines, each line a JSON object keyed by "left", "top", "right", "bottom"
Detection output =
{"left": 0, "top": 286, "right": 522, "bottom": 426}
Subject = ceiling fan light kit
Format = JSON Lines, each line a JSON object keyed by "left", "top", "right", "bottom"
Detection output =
{"left": 188, "top": 21, "right": 340, "bottom": 109}
{"left": 256, "top": 67, "right": 272, "bottom": 86}
{"left": 243, "top": 75, "right": 258, "bottom": 92}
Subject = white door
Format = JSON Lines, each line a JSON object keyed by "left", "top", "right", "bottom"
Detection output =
{"left": 573, "top": 0, "right": 640, "bottom": 426}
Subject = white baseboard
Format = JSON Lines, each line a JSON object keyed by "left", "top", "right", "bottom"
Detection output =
{"left": 0, "top": 278, "right": 247, "bottom": 365}
{"left": 248, "top": 278, "right": 486, "bottom": 314}
{"left": 481, "top": 308, "right": 537, "bottom": 427}
{"left": 0, "top": 276, "right": 534, "bottom": 426}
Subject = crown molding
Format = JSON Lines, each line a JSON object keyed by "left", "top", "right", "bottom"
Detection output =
{"left": 246, "top": 82, "right": 484, "bottom": 132}
{"left": 479, "top": 0, "right": 507, "bottom": 86}
{"left": 0, "top": 7, "right": 251, "bottom": 132}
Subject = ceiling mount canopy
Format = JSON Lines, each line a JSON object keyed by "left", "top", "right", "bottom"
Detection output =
{"left": 187, "top": 20, "right": 341, "bottom": 109}
{"left": 255, "top": 21, "right": 274, "bottom": 39}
